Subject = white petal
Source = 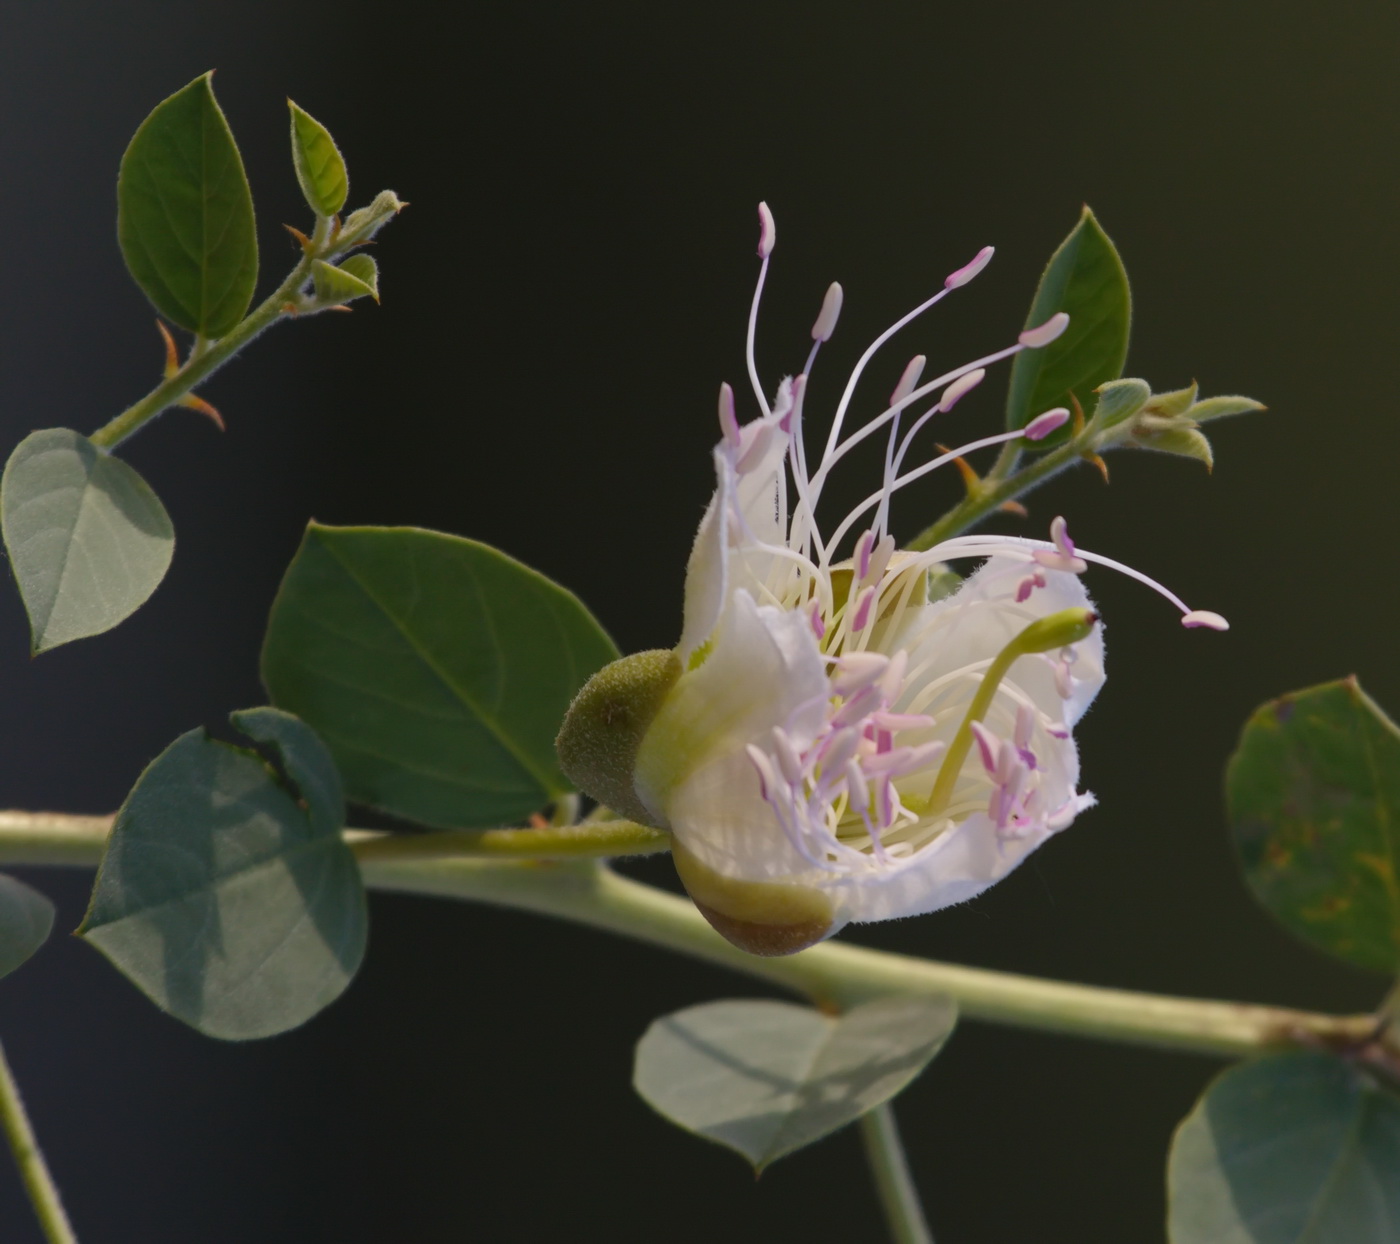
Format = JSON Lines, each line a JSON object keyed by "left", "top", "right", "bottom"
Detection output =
{"left": 677, "top": 449, "right": 731, "bottom": 665}
{"left": 636, "top": 589, "right": 828, "bottom": 825}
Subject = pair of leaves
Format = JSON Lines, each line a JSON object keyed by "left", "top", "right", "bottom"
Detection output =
{"left": 1228, "top": 678, "right": 1400, "bottom": 974}
{"left": 261, "top": 524, "right": 620, "bottom": 829}
{"left": 80, "top": 708, "right": 365, "bottom": 1040}
{"left": 633, "top": 995, "right": 956, "bottom": 1170}
{"left": 1169, "top": 1053, "right": 1400, "bottom": 1243}
{"left": 1004, "top": 206, "right": 1131, "bottom": 440}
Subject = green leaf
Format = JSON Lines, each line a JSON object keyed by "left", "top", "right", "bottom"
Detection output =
{"left": 0, "top": 875, "right": 55, "bottom": 979}
{"left": 632, "top": 996, "right": 956, "bottom": 1170}
{"left": 1228, "top": 678, "right": 1400, "bottom": 973}
{"left": 79, "top": 708, "right": 366, "bottom": 1040}
{"left": 261, "top": 524, "right": 619, "bottom": 829}
{"left": 1, "top": 428, "right": 174, "bottom": 652}
{"left": 1004, "top": 207, "right": 1131, "bottom": 440}
{"left": 1168, "top": 1053, "right": 1400, "bottom": 1243}
{"left": 311, "top": 256, "right": 378, "bottom": 305}
{"left": 117, "top": 72, "right": 258, "bottom": 338}
{"left": 288, "top": 100, "right": 348, "bottom": 218}
{"left": 1092, "top": 377, "right": 1151, "bottom": 430}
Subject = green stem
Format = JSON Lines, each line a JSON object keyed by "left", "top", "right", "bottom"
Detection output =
{"left": 89, "top": 221, "right": 334, "bottom": 451}
{"left": 0, "top": 1039, "right": 78, "bottom": 1244}
{"left": 860, "top": 1103, "right": 934, "bottom": 1244}
{"left": 906, "top": 436, "right": 1085, "bottom": 551}
{"left": 0, "top": 813, "right": 1379, "bottom": 1058}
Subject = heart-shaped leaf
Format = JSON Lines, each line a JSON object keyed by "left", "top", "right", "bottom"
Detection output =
{"left": 633, "top": 995, "right": 956, "bottom": 1170}
{"left": 1228, "top": 677, "right": 1400, "bottom": 973}
{"left": 1005, "top": 206, "right": 1131, "bottom": 439}
{"left": 0, "top": 875, "right": 55, "bottom": 979}
{"left": 2, "top": 428, "right": 174, "bottom": 652}
{"left": 289, "top": 100, "right": 348, "bottom": 218}
{"left": 80, "top": 708, "right": 366, "bottom": 1040}
{"left": 261, "top": 524, "right": 619, "bottom": 828}
{"left": 1168, "top": 1052, "right": 1400, "bottom": 1243}
{"left": 118, "top": 72, "right": 258, "bottom": 338}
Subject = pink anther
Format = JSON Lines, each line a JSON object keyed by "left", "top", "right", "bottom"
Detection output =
{"left": 1018, "top": 311, "right": 1070, "bottom": 349}
{"left": 1182, "top": 609, "right": 1229, "bottom": 631}
{"left": 757, "top": 202, "right": 776, "bottom": 259}
{"left": 811, "top": 282, "right": 844, "bottom": 342}
{"left": 717, "top": 382, "right": 741, "bottom": 449}
{"left": 939, "top": 368, "right": 986, "bottom": 413}
{"left": 890, "top": 355, "right": 927, "bottom": 406}
{"left": 944, "top": 245, "right": 994, "bottom": 289}
{"left": 1024, "top": 407, "right": 1070, "bottom": 441}
{"left": 850, "top": 584, "right": 876, "bottom": 632}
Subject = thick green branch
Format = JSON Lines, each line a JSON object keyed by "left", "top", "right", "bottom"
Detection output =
{"left": 0, "top": 812, "right": 1379, "bottom": 1060}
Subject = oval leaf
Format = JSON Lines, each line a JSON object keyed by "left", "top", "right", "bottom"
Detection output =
{"left": 2, "top": 428, "right": 174, "bottom": 652}
{"left": 311, "top": 257, "right": 378, "bottom": 305}
{"left": 289, "top": 100, "right": 348, "bottom": 217}
{"left": 261, "top": 524, "right": 619, "bottom": 829}
{"left": 1004, "top": 206, "right": 1131, "bottom": 437}
{"left": 118, "top": 72, "right": 258, "bottom": 338}
{"left": 1228, "top": 678, "right": 1400, "bottom": 973}
{"left": 0, "top": 874, "right": 55, "bottom": 979}
{"left": 633, "top": 995, "right": 956, "bottom": 1170}
{"left": 1168, "top": 1053, "right": 1400, "bottom": 1243}
{"left": 79, "top": 708, "right": 366, "bottom": 1040}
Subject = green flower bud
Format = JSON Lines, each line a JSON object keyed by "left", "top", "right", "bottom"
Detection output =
{"left": 555, "top": 649, "right": 681, "bottom": 827}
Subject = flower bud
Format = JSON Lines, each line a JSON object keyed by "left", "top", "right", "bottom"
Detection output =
{"left": 555, "top": 649, "right": 682, "bottom": 827}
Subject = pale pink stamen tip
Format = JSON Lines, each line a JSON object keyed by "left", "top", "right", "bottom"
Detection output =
{"left": 944, "top": 245, "right": 995, "bottom": 289}
{"left": 1182, "top": 609, "right": 1229, "bottom": 632}
{"left": 1024, "top": 407, "right": 1070, "bottom": 441}
{"left": 851, "top": 585, "right": 876, "bottom": 632}
{"left": 891, "top": 355, "right": 927, "bottom": 405}
{"left": 718, "top": 382, "right": 741, "bottom": 447}
{"left": 1018, "top": 311, "right": 1071, "bottom": 349}
{"left": 811, "top": 281, "right": 844, "bottom": 342}
{"left": 855, "top": 529, "right": 875, "bottom": 581}
{"left": 756, "top": 202, "right": 776, "bottom": 259}
{"left": 809, "top": 602, "right": 826, "bottom": 640}
{"left": 970, "top": 720, "right": 1000, "bottom": 773}
{"left": 939, "top": 368, "right": 986, "bottom": 413}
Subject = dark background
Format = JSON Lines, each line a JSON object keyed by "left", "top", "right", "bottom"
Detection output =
{"left": 0, "top": 1, "right": 1396, "bottom": 1240}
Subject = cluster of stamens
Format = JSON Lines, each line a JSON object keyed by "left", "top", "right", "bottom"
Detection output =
{"left": 712, "top": 202, "right": 1227, "bottom": 876}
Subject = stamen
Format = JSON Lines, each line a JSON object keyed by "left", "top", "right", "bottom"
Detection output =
{"left": 944, "top": 245, "right": 995, "bottom": 289}
{"left": 810, "top": 281, "right": 844, "bottom": 342}
{"left": 717, "top": 382, "right": 741, "bottom": 449}
{"left": 850, "top": 585, "right": 876, "bottom": 633}
{"left": 891, "top": 356, "right": 927, "bottom": 406}
{"left": 757, "top": 201, "right": 776, "bottom": 259}
{"left": 1182, "top": 609, "right": 1229, "bottom": 631}
{"left": 939, "top": 368, "right": 986, "bottom": 413}
{"left": 1018, "top": 312, "right": 1070, "bottom": 349}
{"left": 1024, "top": 407, "right": 1070, "bottom": 441}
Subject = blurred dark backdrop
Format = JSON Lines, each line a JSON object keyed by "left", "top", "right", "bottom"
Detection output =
{"left": 0, "top": 1, "right": 1396, "bottom": 1240}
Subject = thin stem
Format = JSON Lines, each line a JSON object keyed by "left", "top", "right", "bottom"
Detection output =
{"left": 0, "top": 813, "right": 1381, "bottom": 1059}
{"left": 860, "top": 1103, "right": 934, "bottom": 1244}
{"left": 88, "top": 218, "right": 339, "bottom": 451}
{"left": 906, "top": 436, "right": 1084, "bottom": 552}
{"left": 0, "top": 1039, "right": 78, "bottom": 1244}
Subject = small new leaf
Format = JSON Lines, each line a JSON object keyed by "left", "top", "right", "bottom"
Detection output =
{"left": 117, "top": 72, "right": 258, "bottom": 338}
{"left": 1, "top": 428, "right": 174, "bottom": 652}
{"left": 336, "top": 190, "right": 405, "bottom": 251}
{"left": 80, "top": 708, "right": 366, "bottom": 1040}
{"left": 1004, "top": 206, "right": 1131, "bottom": 443}
{"left": 1228, "top": 677, "right": 1400, "bottom": 973}
{"left": 311, "top": 256, "right": 378, "bottom": 305}
{"left": 1168, "top": 1053, "right": 1400, "bottom": 1244}
{"left": 633, "top": 996, "right": 956, "bottom": 1170}
{"left": 289, "top": 100, "right": 348, "bottom": 218}
{"left": 0, "top": 875, "right": 55, "bottom": 979}
{"left": 1091, "top": 377, "right": 1151, "bottom": 430}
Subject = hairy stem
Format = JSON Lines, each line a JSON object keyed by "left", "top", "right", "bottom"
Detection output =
{"left": 0, "top": 812, "right": 1380, "bottom": 1058}
{"left": 860, "top": 1103, "right": 935, "bottom": 1244}
{"left": 89, "top": 220, "right": 340, "bottom": 451}
{"left": 906, "top": 436, "right": 1085, "bottom": 551}
{"left": 0, "top": 1040, "right": 78, "bottom": 1244}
